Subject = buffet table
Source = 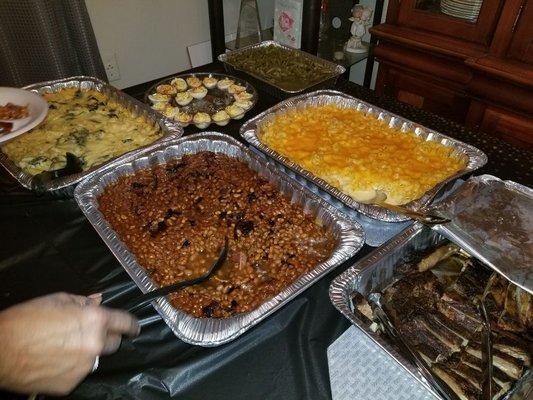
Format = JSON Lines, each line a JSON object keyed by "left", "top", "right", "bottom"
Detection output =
{"left": 0, "top": 61, "right": 531, "bottom": 400}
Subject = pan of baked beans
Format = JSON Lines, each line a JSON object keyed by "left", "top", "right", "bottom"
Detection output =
{"left": 74, "top": 132, "right": 364, "bottom": 346}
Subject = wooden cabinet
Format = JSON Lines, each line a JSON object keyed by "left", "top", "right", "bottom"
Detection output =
{"left": 370, "top": 0, "right": 533, "bottom": 149}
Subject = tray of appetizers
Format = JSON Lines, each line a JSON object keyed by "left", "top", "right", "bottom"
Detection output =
{"left": 75, "top": 132, "right": 365, "bottom": 346}
{"left": 0, "top": 76, "right": 182, "bottom": 195}
{"left": 144, "top": 73, "right": 257, "bottom": 129}
{"left": 240, "top": 89, "right": 487, "bottom": 222}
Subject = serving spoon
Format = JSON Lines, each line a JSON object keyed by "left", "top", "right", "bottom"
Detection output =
{"left": 118, "top": 237, "right": 229, "bottom": 313}
{"left": 31, "top": 152, "right": 84, "bottom": 192}
{"left": 366, "top": 191, "right": 450, "bottom": 225}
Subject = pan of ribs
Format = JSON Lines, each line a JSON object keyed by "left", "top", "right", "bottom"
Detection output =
{"left": 330, "top": 223, "right": 532, "bottom": 400}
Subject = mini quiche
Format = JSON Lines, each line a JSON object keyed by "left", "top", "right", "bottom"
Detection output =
{"left": 1, "top": 88, "right": 162, "bottom": 176}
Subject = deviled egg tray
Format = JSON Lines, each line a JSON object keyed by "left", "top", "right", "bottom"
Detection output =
{"left": 144, "top": 73, "right": 258, "bottom": 129}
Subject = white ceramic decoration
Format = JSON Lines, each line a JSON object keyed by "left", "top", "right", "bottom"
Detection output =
{"left": 345, "top": 5, "right": 373, "bottom": 54}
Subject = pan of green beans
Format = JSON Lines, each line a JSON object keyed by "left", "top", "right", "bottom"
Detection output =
{"left": 219, "top": 41, "right": 345, "bottom": 97}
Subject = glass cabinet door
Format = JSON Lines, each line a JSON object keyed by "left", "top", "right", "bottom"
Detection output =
{"left": 414, "top": 0, "right": 484, "bottom": 22}
{"left": 397, "top": 0, "right": 503, "bottom": 46}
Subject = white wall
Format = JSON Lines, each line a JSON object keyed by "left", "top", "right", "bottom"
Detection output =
{"left": 86, "top": 0, "right": 274, "bottom": 89}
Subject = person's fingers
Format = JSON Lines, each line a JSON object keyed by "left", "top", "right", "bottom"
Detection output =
{"left": 101, "top": 333, "right": 122, "bottom": 355}
{"left": 101, "top": 308, "right": 140, "bottom": 337}
{"left": 48, "top": 292, "right": 92, "bottom": 307}
{"left": 87, "top": 293, "right": 102, "bottom": 306}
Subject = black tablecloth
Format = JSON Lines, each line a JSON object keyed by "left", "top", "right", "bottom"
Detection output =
{"left": 0, "top": 62, "right": 531, "bottom": 400}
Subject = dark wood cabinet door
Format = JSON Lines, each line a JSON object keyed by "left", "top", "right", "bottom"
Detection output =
{"left": 507, "top": 0, "right": 533, "bottom": 63}
{"left": 396, "top": 0, "right": 504, "bottom": 46}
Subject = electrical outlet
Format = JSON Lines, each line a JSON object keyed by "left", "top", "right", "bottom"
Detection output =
{"left": 103, "top": 53, "right": 121, "bottom": 82}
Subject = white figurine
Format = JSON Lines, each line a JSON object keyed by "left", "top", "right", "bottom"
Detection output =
{"left": 346, "top": 5, "right": 373, "bottom": 53}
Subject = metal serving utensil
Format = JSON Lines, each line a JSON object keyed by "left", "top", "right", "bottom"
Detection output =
{"left": 123, "top": 237, "right": 229, "bottom": 313}
{"left": 476, "top": 297, "right": 493, "bottom": 400}
{"left": 368, "top": 191, "right": 450, "bottom": 225}
{"left": 367, "top": 293, "right": 460, "bottom": 400}
{"left": 31, "top": 152, "right": 84, "bottom": 192}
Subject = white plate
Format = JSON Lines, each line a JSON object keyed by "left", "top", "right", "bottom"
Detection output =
{"left": 0, "top": 87, "right": 48, "bottom": 144}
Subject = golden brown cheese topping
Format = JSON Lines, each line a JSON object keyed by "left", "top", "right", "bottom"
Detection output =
{"left": 259, "top": 105, "right": 467, "bottom": 205}
{"left": 1, "top": 88, "right": 162, "bottom": 175}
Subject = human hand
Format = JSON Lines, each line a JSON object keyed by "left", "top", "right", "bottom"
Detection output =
{"left": 0, "top": 292, "right": 139, "bottom": 395}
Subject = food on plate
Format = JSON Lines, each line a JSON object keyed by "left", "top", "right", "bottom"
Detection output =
{"left": 212, "top": 110, "right": 230, "bottom": 126}
{"left": 175, "top": 91, "right": 193, "bottom": 106}
{"left": 225, "top": 44, "right": 335, "bottom": 91}
{"left": 176, "top": 111, "right": 193, "bottom": 126}
{"left": 188, "top": 86, "right": 208, "bottom": 100}
{"left": 259, "top": 104, "right": 467, "bottom": 205}
{"left": 217, "top": 78, "right": 234, "bottom": 90}
{"left": 370, "top": 243, "right": 532, "bottom": 400}
{"left": 227, "top": 84, "right": 246, "bottom": 94}
{"left": 0, "top": 122, "right": 13, "bottom": 135}
{"left": 147, "top": 74, "right": 255, "bottom": 129}
{"left": 170, "top": 78, "right": 188, "bottom": 92}
{"left": 193, "top": 112, "right": 211, "bottom": 129}
{"left": 234, "top": 91, "right": 253, "bottom": 102}
{"left": 156, "top": 84, "right": 177, "bottom": 96}
{"left": 234, "top": 99, "right": 252, "bottom": 111}
{"left": 162, "top": 106, "right": 179, "bottom": 120}
{"left": 98, "top": 152, "right": 335, "bottom": 318}
{"left": 0, "top": 102, "right": 29, "bottom": 120}
{"left": 1, "top": 88, "right": 162, "bottom": 175}
{"left": 151, "top": 101, "right": 168, "bottom": 112}
{"left": 202, "top": 76, "right": 218, "bottom": 89}
{"left": 148, "top": 93, "right": 171, "bottom": 104}
{"left": 225, "top": 104, "right": 244, "bottom": 119}
{"left": 186, "top": 76, "right": 202, "bottom": 88}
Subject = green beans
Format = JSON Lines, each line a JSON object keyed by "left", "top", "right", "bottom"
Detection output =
{"left": 227, "top": 45, "right": 335, "bottom": 91}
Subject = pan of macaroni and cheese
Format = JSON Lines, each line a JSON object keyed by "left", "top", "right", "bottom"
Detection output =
{"left": 240, "top": 90, "right": 487, "bottom": 222}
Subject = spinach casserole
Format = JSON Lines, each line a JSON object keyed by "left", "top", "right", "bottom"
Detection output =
{"left": 1, "top": 88, "right": 162, "bottom": 175}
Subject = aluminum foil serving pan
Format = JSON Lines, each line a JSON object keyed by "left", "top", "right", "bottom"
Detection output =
{"left": 329, "top": 223, "right": 532, "bottom": 400}
{"left": 75, "top": 132, "right": 365, "bottom": 346}
{"left": 219, "top": 40, "right": 346, "bottom": 98}
{"left": 430, "top": 175, "right": 533, "bottom": 294}
{"left": 240, "top": 90, "right": 487, "bottom": 222}
{"left": 0, "top": 76, "right": 182, "bottom": 196}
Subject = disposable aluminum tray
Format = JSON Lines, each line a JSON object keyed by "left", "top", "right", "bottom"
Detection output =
{"left": 240, "top": 90, "right": 487, "bottom": 222}
{"left": 431, "top": 175, "right": 533, "bottom": 294}
{"left": 0, "top": 76, "right": 183, "bottom": 196}
{"left": 75, "top": 132, "right": 365, "bottom": 346}
{"left": 329, "top": 223, "right": 532, "bottom": 400}
{"left": 218, "top": 40, "right": 346, "bottom": 98}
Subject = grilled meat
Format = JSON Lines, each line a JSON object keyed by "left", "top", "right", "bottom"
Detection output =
{"left": 377, "top": 243, "right": 532, "bottom": 400}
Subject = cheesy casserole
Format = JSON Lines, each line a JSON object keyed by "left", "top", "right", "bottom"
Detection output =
{"left": 259, "top": 105, "right": 467, "bottom": 205}
{"left": 1, "top": 88, "right": 162, "bottom": 175}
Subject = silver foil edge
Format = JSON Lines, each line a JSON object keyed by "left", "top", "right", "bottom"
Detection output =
{"left": 240, "top": 89, "right": 487, "bottom": 223}
{"left": 75, "top": 132, "right": 365, "bottom": 346}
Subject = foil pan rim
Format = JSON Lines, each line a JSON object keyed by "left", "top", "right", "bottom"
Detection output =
{"left": 0, "top": 75, "right": 183, "bottom": 193}
{"left": 218, "top": 40, "right": 346, "bottom": 94}
{"left": 75, "top": 132, "right": 365, "bottom": 346}
{"left": 240, "top": 89, "right": 488, "bottom": 222}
